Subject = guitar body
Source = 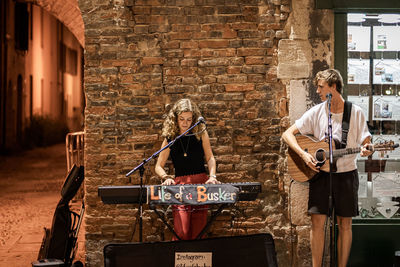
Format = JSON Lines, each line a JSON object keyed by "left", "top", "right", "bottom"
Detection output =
{"left": 287, "top": 135, "right": 333, "bottom": 182}
{"left": 287, "top": 135, "right": 398, "bottom": 182}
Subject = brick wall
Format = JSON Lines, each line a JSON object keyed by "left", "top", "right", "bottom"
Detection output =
{"left": 34, "top": 0, "right": 84, "bottom": 47}
{"left": 79, "top": 0, "right": 295, "bottom": 266}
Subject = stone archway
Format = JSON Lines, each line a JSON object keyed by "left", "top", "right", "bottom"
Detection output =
{"left": 29, "top": 0, "right": 84, "bottom": 47}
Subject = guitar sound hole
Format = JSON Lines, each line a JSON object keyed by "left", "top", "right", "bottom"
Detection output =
{"left": 315, "top": 149, "right": 326, "bottom": 163}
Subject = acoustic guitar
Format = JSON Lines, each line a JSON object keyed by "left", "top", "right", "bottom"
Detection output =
{"left": 287, "top": 135, "right": 399, "bottom": 182}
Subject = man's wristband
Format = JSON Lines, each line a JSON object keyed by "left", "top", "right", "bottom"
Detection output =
{"left": 209, "top": 174, "right": 216, "bottom": 179}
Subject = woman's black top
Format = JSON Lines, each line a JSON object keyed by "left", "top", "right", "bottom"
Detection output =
{"left": 169, "top": 134, "right": 206, "bottom": 177}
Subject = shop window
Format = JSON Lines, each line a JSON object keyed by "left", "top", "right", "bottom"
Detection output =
{"left": 346, "top": 13, "right": 400, "bottom": 220}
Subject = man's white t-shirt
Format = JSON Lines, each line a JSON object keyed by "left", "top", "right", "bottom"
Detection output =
{"left": 295, "top": 101, "right": 371, "bottom": 173}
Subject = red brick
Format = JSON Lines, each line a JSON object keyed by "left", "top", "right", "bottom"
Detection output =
{"left": 200, "top": 50, "right": 213, "bottom": 57}
{"left": 180, "top": 41, "right": 198, "bottom": 49}
{"left": 222, "top": 28, "right": 237, "bottom": 38}
{"left": 225, "top": 84, "right": 254, "bottom": 92}
{"left": 132, "top": 6, "right": 151, "bottom": 14}
{"left": 165, "top": 67, "right": 196, "bottom": 76}
{"left": 135, "top": 0, "right": 163, "bottom": 4}
{"left": 150, "top": 15, "right": 167, "bottom": 24}
{"left": 231, "top": 23, "right": 258, "bottom": 30}
{"left": 128, "top": 134, "right": 158, "bottom": 142}
{"left": 279, "top": 97, "right": 288, "bottom": 117}
{"left": 227, "top": 66, "right": 241, "bottom": 74}
{"left": 213, "top": 49, "right": 236, "bottom": 57}
{"left": 142, "top": 57, "right": 164, "bottom": 65}
{"left": 122, "top": 83, "right": 143, "bottom": 90}
{"left": 172, "top": 24, "right": 201, "bottom": 32}
{"left": 161, "top": 40, "right": 180, "bottom": 49}
{"left": 181, "top": 59, "right": 197, "bottom": 66}
{"left": 109, "top": 60, "right": 135, "bottom": 67}
{"left": 193, "top": 31, "right": 208, "bottom": 39}
{"left": 245, "top": 56, "right": 266, "bottom": 65}
{"left": 245, "top": 91, "right": 267, "bottom": 100}
{"left": 237, "top": 48, "right": 266, "bottom": 56}
{"left": 169, "top": 32, "right": 193, "bottom": 40}
{"left": 120, "top": 74, "right": 134, "bottom": 83}
{"left": 199, "top": 40, "right": 229, "bottom": 49}
{"left": 183, "top": 49, "right": 201, "bottom": 57}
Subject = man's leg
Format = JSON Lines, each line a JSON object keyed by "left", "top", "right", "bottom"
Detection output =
{"left": 336, "top": 216, "right": 352, "bottom": 267}
{"left": 311, "top": 214, "right": 327, "bottom": 267}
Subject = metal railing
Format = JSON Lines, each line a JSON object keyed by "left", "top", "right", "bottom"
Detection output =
{"left": 66, "top": 131, "right": 85, "bottom": 200}
{"left": 66, "top": 131, "right": 85, "bottom": 171}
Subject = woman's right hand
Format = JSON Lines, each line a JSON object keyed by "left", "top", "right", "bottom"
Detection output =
{"left": 161, "top": 176, "right": 175, "bottom": 185}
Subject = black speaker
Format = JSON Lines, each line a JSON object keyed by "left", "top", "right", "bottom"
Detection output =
{"left": 104, "top": 233, "right": 277, "bottom": 267}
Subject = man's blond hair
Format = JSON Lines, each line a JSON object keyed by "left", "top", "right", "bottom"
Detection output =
{"left": 314, "top": 69, "right": 344, "bottom": 94}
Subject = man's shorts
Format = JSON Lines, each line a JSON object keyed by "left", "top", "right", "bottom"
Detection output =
{"left": 308, "top": 169, "right": 359, "bottom": 217}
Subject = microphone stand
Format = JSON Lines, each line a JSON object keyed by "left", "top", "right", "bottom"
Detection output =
{"left": 125, "top": 117, "right": 205, "bottom": 242}
{"left": 326, "top": 93, "right": 336, "bottom": 267}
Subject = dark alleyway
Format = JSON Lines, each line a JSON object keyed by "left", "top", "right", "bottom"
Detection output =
{"left": 0, "top": 143, "right": 85, "bottom": 266}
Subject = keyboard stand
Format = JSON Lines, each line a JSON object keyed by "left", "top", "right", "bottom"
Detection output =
{"left": 149, "top": 203, "right": 230, "bottom": 240}
{"left": 150, "top": 204, "right": 181, "bottom": 240}
{"left": 196, "top": 204, "right": 229, "bottom": 239}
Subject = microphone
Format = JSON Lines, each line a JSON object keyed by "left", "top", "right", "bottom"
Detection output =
{"left": 198, "top": 116, "right": 206, "bottom": 124}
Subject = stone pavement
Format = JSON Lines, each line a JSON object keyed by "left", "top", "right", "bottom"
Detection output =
{"left": 0, "top": 143, "right": 85, "bottom": 267}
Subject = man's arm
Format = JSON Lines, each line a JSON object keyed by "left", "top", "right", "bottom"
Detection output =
{"left": 282, "top": 124, "right": 320, "bottom": 172}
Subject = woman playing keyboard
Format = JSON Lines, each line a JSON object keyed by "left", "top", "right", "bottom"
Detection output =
{"left": 155, "top": 98, "right": 220, "bottom": 240}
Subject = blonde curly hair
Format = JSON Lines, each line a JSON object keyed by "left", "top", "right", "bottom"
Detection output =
{"left": 162, "top": 98, "right": 205, "bottom": 140}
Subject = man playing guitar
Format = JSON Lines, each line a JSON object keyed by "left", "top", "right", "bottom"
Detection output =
{"left": 282, "top": 69, "right": 373, "bottom": 267}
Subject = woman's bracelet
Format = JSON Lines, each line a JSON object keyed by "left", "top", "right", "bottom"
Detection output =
{"left": 209, "top": 174, "right": 216, "bottom": 179}
{"left": 162, "top": 174, "right": 173, "bottom": 180}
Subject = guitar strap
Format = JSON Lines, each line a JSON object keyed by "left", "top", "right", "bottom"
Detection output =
{"left": 340, "top": 100, "right": 352, "bottom": 149}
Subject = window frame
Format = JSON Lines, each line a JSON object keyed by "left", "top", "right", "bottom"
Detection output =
{"left": 329, "top": 3, "right": 400, "bottom": 223}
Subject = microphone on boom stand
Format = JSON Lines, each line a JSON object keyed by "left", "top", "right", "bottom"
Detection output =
{"left": 326, "top": 91, "right": 336, "bottom": 267}
{"left": 197, "top": 116, "right": 206, "bottom": 124}
{"left": 326, "top": 93, "right": 332, "bottom": 102}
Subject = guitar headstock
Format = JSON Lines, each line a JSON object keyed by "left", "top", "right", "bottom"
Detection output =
{"left": 373, "top": 140, "right": 400, "bottom": 151}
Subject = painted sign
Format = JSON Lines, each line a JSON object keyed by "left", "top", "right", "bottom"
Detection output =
{"left": 147, "top": 184, "right": 239, "bottom": 205}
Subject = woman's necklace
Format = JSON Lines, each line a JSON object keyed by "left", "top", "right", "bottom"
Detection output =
{"left": 179, "top": 136, "right": 190, "bottom": 157}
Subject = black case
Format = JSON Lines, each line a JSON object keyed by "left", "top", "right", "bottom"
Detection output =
{"left": 104, "top": 233, "right": 278, "bottom": 267}
{"left": 35, "top": 165, "right": 84, "bottom": 267}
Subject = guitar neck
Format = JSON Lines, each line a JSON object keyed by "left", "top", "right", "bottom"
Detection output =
{"left": 330, "top": 147, "right": 362, "bottom": 158}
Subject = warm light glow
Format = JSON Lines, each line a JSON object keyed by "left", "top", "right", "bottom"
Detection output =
{"left": 385, "top": 87, "right": 393, "bottom": 95}
{"left": 32, "top": 5, "right": 44, "bottom": 115}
